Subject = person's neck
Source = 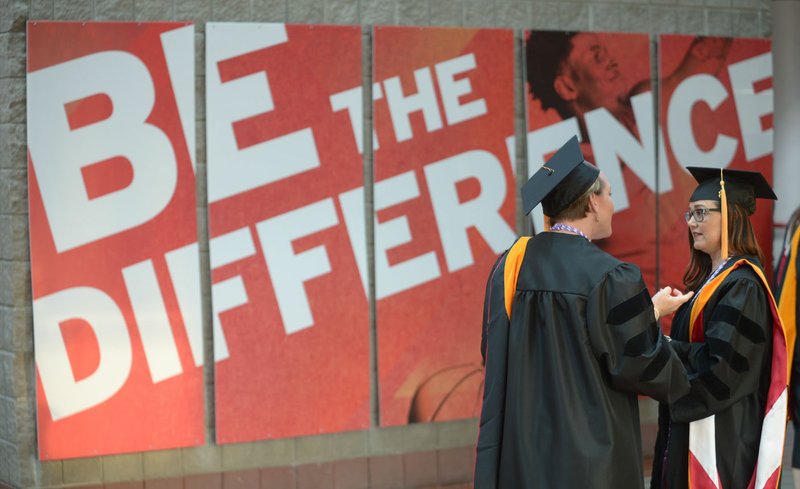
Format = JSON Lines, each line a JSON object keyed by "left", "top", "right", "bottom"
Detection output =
{"left": 710, "top": 250, "right": 726, "bottom": 271}
{"left": 553, "top": 219, "right": 593, "bottom": 241}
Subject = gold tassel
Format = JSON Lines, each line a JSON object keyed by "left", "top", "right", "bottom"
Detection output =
{"left": 543, "top": 217, "right": 551, "bottom": 232}
{"left": 720, "top": 168, "right": 729, "bottom": 259}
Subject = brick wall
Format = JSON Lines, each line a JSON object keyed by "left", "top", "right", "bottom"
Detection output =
{"left": 0, "top": 0, "right": 771, "bottom": 487}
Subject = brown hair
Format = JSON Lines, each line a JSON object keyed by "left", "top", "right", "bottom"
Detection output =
{"left": 683, "top": 201, "right": 765, "bottom": 291}
{"left": 546, "top": 177, "right": 603, "bottom": 227}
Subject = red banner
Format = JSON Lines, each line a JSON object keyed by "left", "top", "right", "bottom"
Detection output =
{"left": 206, "top": 23, "right": 370, "bottom": 443}
{"left": 27, "top": 22, "right": 202, "bottom": 459}
{"left": 658, "top": 35, "right": 774, "bottom": 301}
{"left": 524, "top": 31, "right": 658, "bottom": 290}
{"left": 373, "top": 26, "right": 515, "bottom": 426}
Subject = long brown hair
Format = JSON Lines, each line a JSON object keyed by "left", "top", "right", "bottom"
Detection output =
{"left": 683, "top": 201, "right": 765, "bottom": 291}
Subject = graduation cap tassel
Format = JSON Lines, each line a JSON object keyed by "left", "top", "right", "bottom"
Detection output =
{"left": 543, "top": 217, "right": 551, "bottom": 232}
{"left": 720, "top": 168, "right": 729, "bottom": 260}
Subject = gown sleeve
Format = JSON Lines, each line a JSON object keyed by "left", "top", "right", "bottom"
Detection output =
{"left": 480, "top": 251, "right": 508, "bottom": 365}
{"left": 586, "top": 262, "right": 691, "bottom": 403}
{"left": 474, "top": 249, "right": 511, "bottom": 489}
{"left": 666, "top": 276, "right": 771, "bottom": 423}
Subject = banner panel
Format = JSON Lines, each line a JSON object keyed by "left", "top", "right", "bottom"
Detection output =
{"left": 27, "top": 21, "right": 202, "bottom": 459}
{"left": 524, "top": 31, "right": 658, "bottom": 290}
{"left": 206, "top": 23, "right": 370, "bottom": 443}
{"left": 373, "top": 26, "right": 516, "bottom": 426}
{"left": 658, "top": 35, "right": 774, "bottom": 307}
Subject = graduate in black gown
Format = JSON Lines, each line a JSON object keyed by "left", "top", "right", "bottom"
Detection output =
{"left": 774, "top": 206, "right": 800, "bottom": 488}
{"left": 651, "top": 167, "right": 788, "bottom": 489}
{"left": 475, "top": 136, "right": 695, "bottom": 489}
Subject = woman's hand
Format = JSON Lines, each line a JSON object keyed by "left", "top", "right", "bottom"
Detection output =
{"left": 652, "top": 287, "right": 695, "bottom": 320}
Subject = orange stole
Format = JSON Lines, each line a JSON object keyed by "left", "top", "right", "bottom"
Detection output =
{"left": 777, "top": 227, "right": 800, "bottom": 384}
{"left": 686, "top": 259, "right": 788, "bottom": 489}
{"left": 504, "top": 237, "right": 531, "bottom": 319}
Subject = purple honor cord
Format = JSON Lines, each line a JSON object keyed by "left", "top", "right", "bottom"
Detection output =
{"left": 550, "top": 223, "right": 590, "bottom": 241}
{"left": 688, "top": 257, "right": 731, "bottom": 306}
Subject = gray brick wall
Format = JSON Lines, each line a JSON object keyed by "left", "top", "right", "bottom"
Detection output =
{"left": 0, "top": 0, "right": 771, "bottom": 487}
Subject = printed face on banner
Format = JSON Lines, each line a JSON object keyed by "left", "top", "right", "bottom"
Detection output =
{"left": 206, "top": 23, "right": 369, "bottom": 443}
{"left": 658, "top": 35, "right": 774, "bottom": 301}
{"left": 26, "top": 22, "right": 202, "bottom": 459}
{"left": 373, "top": 26, "right": 515, "bottom": 426}
{"left": 524, "top": 31, "right": 658, "bottom": 290}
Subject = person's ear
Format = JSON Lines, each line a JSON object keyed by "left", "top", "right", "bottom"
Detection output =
{"left": 587, "top": 193, "right": 599, "bottom": 214}
{"left": 553, "top": 73, "right": 578, "bottom": 102}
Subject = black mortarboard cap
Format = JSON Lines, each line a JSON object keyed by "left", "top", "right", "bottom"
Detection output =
{"left": 687, "top": 166, "right": 776, "bottom": 215}
{"left": 522, "top": 136, "right": 600, "bottom": 216}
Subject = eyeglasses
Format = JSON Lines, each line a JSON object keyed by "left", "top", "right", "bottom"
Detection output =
{"left": 684, "top": 207, "right": 721, "bottom": 223}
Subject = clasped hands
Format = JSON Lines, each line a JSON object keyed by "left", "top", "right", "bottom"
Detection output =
{"left": 652, "top": 287, "right": 694, "bottom": 321}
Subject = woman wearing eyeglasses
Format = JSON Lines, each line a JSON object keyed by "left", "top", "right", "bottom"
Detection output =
{"left": 650, "top": 167, "right": 788, "bottom": 489}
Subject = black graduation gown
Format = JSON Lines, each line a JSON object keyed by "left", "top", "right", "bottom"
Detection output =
{"left": 651, "top": 256, "right": 773, "bottom": 489}
{"left": 475, "top": 233, "right": 691, "bottom": 489}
